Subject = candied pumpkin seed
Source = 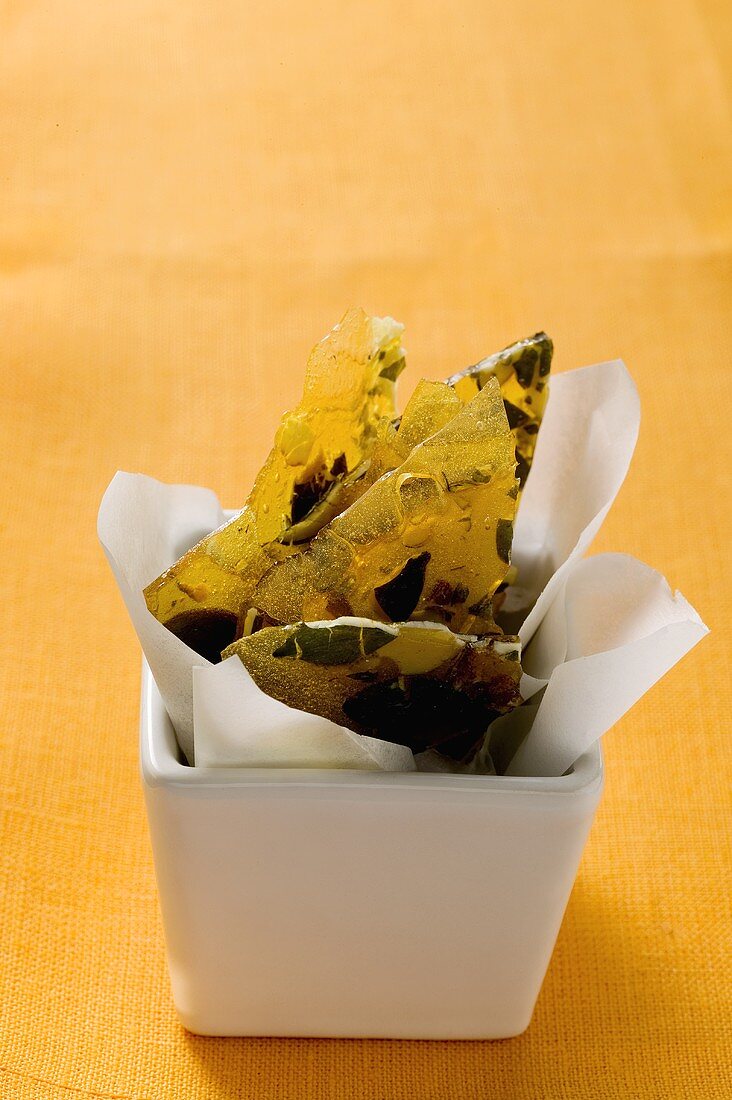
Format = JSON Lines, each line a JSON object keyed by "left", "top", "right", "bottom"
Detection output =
{"left": 272, "top": 621, "right": 396, "bottom": 664}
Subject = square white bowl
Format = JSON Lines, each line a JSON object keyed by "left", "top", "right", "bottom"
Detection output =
{"left": 141, "top": 661, "right": 603, "bottom": 1039}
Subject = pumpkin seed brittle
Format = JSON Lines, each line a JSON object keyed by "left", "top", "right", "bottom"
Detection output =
{"left": 253, "top": 377, "right": 518, "bottom": 634}
{"left": 224, "top": 617, "right": 521, "bottom": 760}
{"left": 143, "top": 309, "right": 406, "bottom": 658}
{"left": 447, "top": 331, "right": 553, "bottom": 490}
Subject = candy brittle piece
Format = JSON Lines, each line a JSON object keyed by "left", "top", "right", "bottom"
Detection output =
{"left": 223, "top": 617, "right": 521, "bottom": 759}
{"left": 253, "top": 377, "right": 518, "bottom": 634}
{"left": 397, "top": 379, "right": 464, "bottom": 453}
{"left": 256, "top": 308, "right": 405, "bottom": 545}
{"left": 143, "top": 309, "right": 406, "bottom": 658}
{"left": 334, "top": 336, "right": 551, "bottom": 529}
{"left": 447, "top": 332, "right": 553, "bottom": 490}
{"left": 336, "top": 379, "right": 463, "bottom": 513}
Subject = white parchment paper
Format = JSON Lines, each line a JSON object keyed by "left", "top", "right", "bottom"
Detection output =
{"left": 508, "top": 360, "right": 641, "bottom": 646}
{"left": 497, "top": 554, "right": 708, "bottom": 776}
{"left": 194, "top": 658, "right": 415, "bottom": 770}
{"left": 98, "top": 360, "right": 707, "bottom": 776}
{"left": 98, "top": 472, "right": 223, "bottom": 763}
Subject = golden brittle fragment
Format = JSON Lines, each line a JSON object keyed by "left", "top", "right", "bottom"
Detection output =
{"left": 447, "top": 332, "right": 553, "bottom": 490}
{"left": 252, "top": 377, "right": 518, "bottom": 635}
{"left": 224, "top": 617, "right": 521, "bottom": 760}
{"left": 143, "top": 309, "right": 406, "bottom": 658}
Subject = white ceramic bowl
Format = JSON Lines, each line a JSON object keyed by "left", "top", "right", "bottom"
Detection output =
{"left": 141, "top": 661, "right": 603, "bottom": 1038}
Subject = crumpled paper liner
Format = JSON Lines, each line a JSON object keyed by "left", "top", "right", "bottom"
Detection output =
{"left": 193, "top": 658, "right": 415, "bottom": 770}
{"left": 485, "top": 554, "right": 707, "bottom": 777}
{"left": 98, "top": 474, "right": 223, "bottom": 763}
{"left": 98, "top": 359, "right": 707, "bottom": 776}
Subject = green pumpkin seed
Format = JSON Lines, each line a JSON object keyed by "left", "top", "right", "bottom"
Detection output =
{"left": 273, "top": 619, "right": 397, "bottom": 665}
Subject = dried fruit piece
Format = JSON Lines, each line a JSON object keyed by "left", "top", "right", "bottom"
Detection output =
{"left": 374, "top": 551, "right": 431, "bottom": 620}
{"left": 223, "top": 617, "right": 521, "bottom": 759}
{"left": 143, "top": 309, "right": 406, "bottom": 658}
{"left": 447, "top": 332, "right": 553, "bottom": 490}
{"left": 252, "top": 378, "right": 518, "bottom": 634}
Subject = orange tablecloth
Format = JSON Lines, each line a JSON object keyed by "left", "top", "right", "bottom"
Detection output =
{"left": 2, "top": 1, "right": 730, "bottom": 1096}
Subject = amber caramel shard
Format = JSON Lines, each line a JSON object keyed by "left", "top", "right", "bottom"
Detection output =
{"left": 223, "top": 617, "right": 521, "bottom": 759}
{"left": 335, "top": 380, "right": 463, "bottom": 515}
{"left": 447, "top": 332, "right": 553, "bottom": 489}
{"left": 254, "top": 309, "right": 405, "bottom": 544}
{"left": 143, "top": 309, "right": 406, "bottom": 658}
{"left": 252, "top": 378, "right": 518, "bottom": 635}
{"left": 396, "top": 380, "right": 463, "bottom": 453}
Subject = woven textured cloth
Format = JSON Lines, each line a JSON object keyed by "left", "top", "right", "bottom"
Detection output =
{"left": 1, "top": 1, "right": 731, "bottom": 1096}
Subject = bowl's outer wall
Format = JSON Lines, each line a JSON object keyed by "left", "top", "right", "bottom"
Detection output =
{"left": 141, "top": 665, "right": 603, "bottom": 1038}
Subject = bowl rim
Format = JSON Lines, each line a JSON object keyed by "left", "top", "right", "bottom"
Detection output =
{"left": 140, "top": 661, "right": 603, "bottom": 797}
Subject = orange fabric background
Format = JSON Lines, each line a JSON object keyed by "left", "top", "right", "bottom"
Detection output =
{"left": 1, "top": 1, "right": 731, "bottom": 1096}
